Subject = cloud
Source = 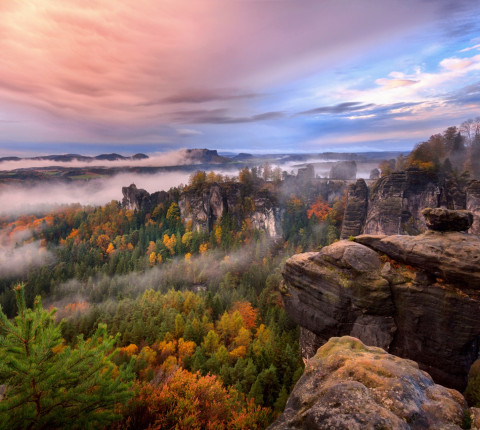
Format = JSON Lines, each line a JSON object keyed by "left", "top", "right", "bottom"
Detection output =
{"left": 162, "top": 90, "right": 260, "bottom": 104}
{"left": 176, "top": 128, "right": 204, "bottom": 136}
{"left": 460, "top": 44, "right": 480, "bottom": 53}
{"left": 346, "top": 114, "right": 376, "bottom": 120}
{"left": 375, "top": 79, "right": 419, "bottom": 89}
{"left": 172, "top": 109, "right": 284, "bottom": 124}
{"left": 440, "top": 56, "right": 479, "bottom": 71}
{"left": 297, "top": 102, "right": 375, "bottom": 116}
{"left": 0, "top": 0, "right": 456, "bottom": 146}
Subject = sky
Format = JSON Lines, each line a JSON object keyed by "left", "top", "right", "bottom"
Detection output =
{"left": 1, "top": 0, "right": 480, "bottom": 156}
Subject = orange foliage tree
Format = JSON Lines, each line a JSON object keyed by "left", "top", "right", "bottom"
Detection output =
{"left": 306, "top": 197, "right": 331, "bottom": 222}
{"left": 115, "top": 369, "right": 272, "bottom": 429}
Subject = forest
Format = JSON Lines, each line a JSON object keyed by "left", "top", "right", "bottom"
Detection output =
{"left": 0, "top": 165, "right": 345, "bottom": 429}
{"left": 1, "top": 118, "right": 479, "bottom": 429}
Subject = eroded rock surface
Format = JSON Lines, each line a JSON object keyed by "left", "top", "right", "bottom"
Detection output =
{"left": 282, "top": 219, "right": 480, "bottom": 390}
{"left": 340, "top": 179, "right": 368, "bottom": 239}
{"left": 122, "top": 183, "right": 171, "bottom": 212}
{"left": 341, "top": 169, "right": 480, "bottom": 238}
{"left": 468, "top": 181, "right": 480, "bottom": 235}
{"left": 269, "top": 337, "right": 467, "bottom": 430}
{"left": 422, "top": 207, "right": 473, "bottom": 232}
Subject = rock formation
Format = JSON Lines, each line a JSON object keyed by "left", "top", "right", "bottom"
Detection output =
{"left": 184, "top": 148, "right": 229, "bottom": 164}
{"left": 269, "top": 337, "right": 468, "bottom": 430}
{"left": 282, "top": 209, "right": 480, "bottom": 390}
{"left": 468, "top": 181, "right": 480, "bottom": 235}
{"left": 122, "top": 182, "right": 283, "bottom": 236}
{"left": 122, "top": 184, "right": 170, "bottom": 213}
{"left": 329, "top": 161, "right": 357, "bottom": 180}
{"left": 341, "top": 169, "right": 480, "bottom": 237}
{"left": 422, "top": 207, "right": 473, "bottom": 232}
{"left": 363, "top": 170, "right": 439, "bottom": 235}
{"left": 179, "top": 183, "right": 283, "bottom": 236}
{"left": 339, "top": 179, "right": 368, "bottom": 239}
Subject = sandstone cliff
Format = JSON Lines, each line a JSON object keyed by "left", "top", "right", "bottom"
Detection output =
{"left": 282, "top": 209, "right": 480, "bottom": 390}
{"left": 269, "top": 336, "right": 468, "bottom": 430}
{"left": 340, "top": 170, "right": 480, "bottom": 238}
{"left": 122, "top": 182, "right": 284, "bottom": 236}
{"left": 468, "top": 181, "right": 480, "bottom": 235}
{"left": 122, "top": 183, "right": 171, "bottom": 213}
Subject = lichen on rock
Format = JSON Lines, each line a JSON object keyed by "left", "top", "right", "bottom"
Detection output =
{"left": 269, "top": 336, "right": 467, "bottom": 430}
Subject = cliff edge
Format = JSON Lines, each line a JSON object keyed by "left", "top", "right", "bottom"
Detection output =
{"left": 281, "top": 208, "right": 480, "bottom": 390}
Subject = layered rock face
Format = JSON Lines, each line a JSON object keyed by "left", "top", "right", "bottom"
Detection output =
{"left": 339, "top": 179, "right": 368, "bottom": 239}
{"left": 122, "top": 184, "right": 171, "bottom": 213}
{"left": 269, "top": 337, "right": 467, "bottom": 430}
{"left": 178, "top": 183, "right": 283, "bottom": 236}
{"left": 468, "top": 181, "right": 480, "bottom": 235}
{"left": 123, "top": 182, "right": 283, "bottom": 236}
{"left": 363, "top": 170, "right": 439, "bottom": 235}
{"left": 282, "top": 211, "right": 480, "bottom": 390}
{"left": 340, "top": 170, "right": 480, "bottom": 237}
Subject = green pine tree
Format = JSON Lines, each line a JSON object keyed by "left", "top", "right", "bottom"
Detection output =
{"left": 0, "top": 284, "right": 134, "bottom": 430}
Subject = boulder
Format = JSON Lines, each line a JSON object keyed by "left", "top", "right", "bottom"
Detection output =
{"left": 270, "top": 337, "right": 467, "bottom": 430}
{"left": 422, "top": 207, "right": 473, "bottom": 232}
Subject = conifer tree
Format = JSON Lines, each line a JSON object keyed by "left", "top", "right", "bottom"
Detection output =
{"left": 0, "top": 284, "right": 134, "bottom": 430}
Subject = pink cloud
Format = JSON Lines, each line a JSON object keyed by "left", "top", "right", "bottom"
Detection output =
{"left": 0, "top": 0, "right": 448, "bottom": 143}
{"left": 375, "top": 79, "right": 419, "bottom": 89}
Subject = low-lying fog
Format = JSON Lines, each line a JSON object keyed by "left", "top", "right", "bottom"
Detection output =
{"left": 0, "top": 171, "right": 195, "bottom": 217}
{"left": 1, "top": 153, "right": 381, "bottom": 217}
{"left": 0, "top": 150, "right": 196, "bottom": 171}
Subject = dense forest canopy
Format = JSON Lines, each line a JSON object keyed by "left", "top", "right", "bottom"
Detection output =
{"left": 1, "top": 118, "right": 478, "bottom": 428}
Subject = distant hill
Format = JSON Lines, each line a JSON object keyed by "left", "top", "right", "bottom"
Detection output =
{"left": 184, "top": 149, "right": 230, "bottom": 164}
{"left": 0, "top": 153, "right": 150, "bottom": 163}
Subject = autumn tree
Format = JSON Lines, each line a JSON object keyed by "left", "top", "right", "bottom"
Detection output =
{"left": 114, "top": 369, "right": 271, "bottom": 429}
{"left": 306, "top": 197, "right": 331, "bottom": 222}
{"left": 0, "top": 284, "right": 134, "bottom": 430}
{"left": 188, "top": 170, "right": 207, "bottom": 189}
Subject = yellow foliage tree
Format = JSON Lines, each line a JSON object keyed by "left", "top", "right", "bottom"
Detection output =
{"left": 182, "top": 231, "right": 193, "bottom": 247}
{"left": 149, "top": 251, "right": 157, "bottom": 266}
{"left": 214, "top": 226, "right": 222, "bottom": 245}
{"left": 163, "top": 234, "right": 177, "bottom": 255}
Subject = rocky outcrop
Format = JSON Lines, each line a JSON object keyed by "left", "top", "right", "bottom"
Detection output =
{"left": 329, "top": 161, "right": 357, "bottom": 180}
{"left": 468, "top": 181, "right": 480, "bottom": 235}
{"left": 340, "top": 179, "right": 368, "bottom": 239}
{"left": 341, "top": 169, "right": 480, "bottom": 238}
{"left": 422, "top": 207, "right": 473, "bottom": 232}
{"left": 121, "top": 182, "right": 283, "bottom": 236}
{"left": 184, "top": 148, "right": 229, "bottom": 164}
{"left": 364, "top": 170, "right": 440, "bottom": 235}
{"left": 121, "top": 184, "right": 170, "bottom": 212}
{"left": 269, "top": 336, "right": 467, "bottom": 430}
{"left": 282, "top": 213, "right": 480, "bottom": 390}
{"left": 179, "top": 183, "right": 283, "bottom": 236}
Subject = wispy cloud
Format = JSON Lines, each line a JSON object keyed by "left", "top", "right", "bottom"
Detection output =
{"left": 0, "top": 0, "right": 480, "bottom": 152}
{"left": 297, "top": 102, "right": 375, "bottom": 116}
